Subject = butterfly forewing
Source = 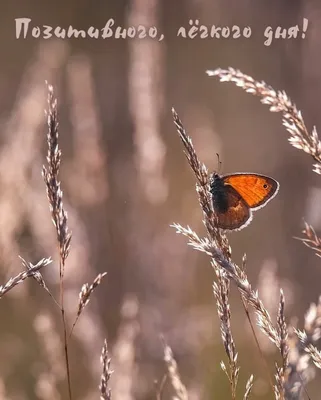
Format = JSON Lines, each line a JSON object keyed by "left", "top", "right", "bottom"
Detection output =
{"left": 222, "top": 174, "right": 279, "bottom": 209}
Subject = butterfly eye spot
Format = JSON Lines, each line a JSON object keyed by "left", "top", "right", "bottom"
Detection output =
{"left": 263, "top": 183, "right": 268, "bottom": 189}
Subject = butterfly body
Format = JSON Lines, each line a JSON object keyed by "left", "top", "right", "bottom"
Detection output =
{"left": 210, "top": 173, "right": 235, "bottom": 214}
{"left": 209, "top": 172, "right": 279, "bottom": 230}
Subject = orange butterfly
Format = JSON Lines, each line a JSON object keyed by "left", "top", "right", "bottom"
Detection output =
{"left": 209, "top": 172, "right": 279, "bottom": 230}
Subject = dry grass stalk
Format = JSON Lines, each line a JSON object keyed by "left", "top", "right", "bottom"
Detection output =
{"left": 277, "top": 290, "right": 289, "bottom": 377}
{"left": 284, "top": 296, "right": 321, "bottom": 399}
{"left": 0, "top": 41, "right": 67, "bottom": 274}
{"left": 19, "top": 256, "right": 59, "bottom": 306}
{"left": 155, "top": 374, "right": 168, "bottom": 400}
{"left": 205, "top": 67, "right": 321, "bottom": 397}
{"left": 42, "top": 83, "right": 72, "bottom": 400}
{"left": 42, "top": 84, "right": 72, "bottom": 266}
{"left": 0, "top": 257, "right": 51, "bottom": 298}
{"left": 172, "top": 108, "right": 231, "bottom": 260}
{"left": 243, "top": 375, "right": 254, "bottom": 400}
{"left": 285, "top": 326, "right": 310, "bottom": 400}
{"left": 172, "top": 223, "right": 280, "bottom": 347}
{"left": 170, "top": 109, "right": 298, "bottom": 397}
{"left": 274, "top": 290, "right": 289, "bottom": 400}
{"left": 99, "top": 339, "right": 113, "bottom": 400}
{"left": 305, "top": 344, "right": 321, "bottom": 369}
{"left": 304, "top": 296, "right": 321, "bottom": 341}
{"left": 70, "top": 272, "right": 107, "bottom": 336}
{"left": 296, "top": 221, "right": 321, "bottom": 257}
{"left": 162, "top": 339, "right": 188, "bottom": 400}
{"left": 295, "top": 297, "right": 321, "bottom": 373}
{"left": 213, "top": 269, "right": 239, "bottom": 398}
{"left": 206, "top": 68, "right": 321, "bottom": 174}
{"left": 297, "top": 333, "right": 321, "bottom": 370}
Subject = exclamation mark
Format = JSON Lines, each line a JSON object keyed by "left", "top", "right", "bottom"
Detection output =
{"left": 302, "top": 18, "right": 308, "bottom": 38}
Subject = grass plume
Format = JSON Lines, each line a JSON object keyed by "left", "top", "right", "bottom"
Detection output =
{"left": 213, "top": 269, "right": 239, "bottom": 398}
{"left": 206, "top": 67, "right": 321, "bottom": 175}
{"left": 0, "top": 257, "right": 51, "bottom": 298}
{"left": 70, "top": 272, "right": 107, "bottom": 337}
{"left": 162, "top": 338, "right": 188, "bottom": 400}
{"left": 99, "top": 339, "right": 113, "bottom": 400}
{"left": 42, "top": 83, "right": 72, "bottom": 400}
{"left": 171, "top": 105, "right": 303, "bottom": 398}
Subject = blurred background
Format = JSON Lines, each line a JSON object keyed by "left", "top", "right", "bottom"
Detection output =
{"left": 0, "top": 0, "right": 320, "bottom": 399}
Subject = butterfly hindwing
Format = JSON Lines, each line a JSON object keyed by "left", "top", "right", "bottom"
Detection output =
{"left": 214, "top": 184, "right": 252, "bottom": 230}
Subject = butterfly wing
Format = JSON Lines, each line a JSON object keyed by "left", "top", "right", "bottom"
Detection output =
{"left": 222, "top": 174, "right": 279, "bottom": 210}
{"left": 215, "top": 185, "right": 252, "bottom": 230}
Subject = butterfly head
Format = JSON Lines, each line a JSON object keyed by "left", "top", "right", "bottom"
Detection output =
{"left": 209, "top": 172, "right": 223, "bottom": 194}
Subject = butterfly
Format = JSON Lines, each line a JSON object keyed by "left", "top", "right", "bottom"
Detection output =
{"left": 209, "top": 172, "right": 279, "bottom": 230}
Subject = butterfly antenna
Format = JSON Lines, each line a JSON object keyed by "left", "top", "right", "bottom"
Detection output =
{"left": 216, "top": 153, "right": 222, "bottom": 174}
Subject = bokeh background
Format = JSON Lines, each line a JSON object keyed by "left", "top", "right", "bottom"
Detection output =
{"left": 0, "top": 0, "right": 320, "bottom": 399}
